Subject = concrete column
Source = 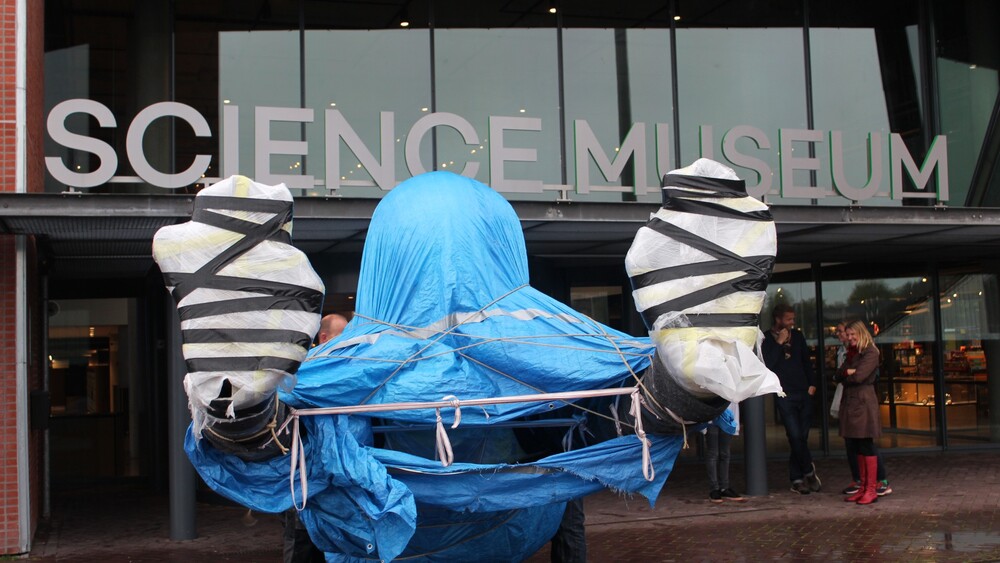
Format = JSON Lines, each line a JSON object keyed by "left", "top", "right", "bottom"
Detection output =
{"left": 743, "top": 395, "right": 769, "bottom": 496}
{"left": 167, "top": 301, "right": 196, "bottom": 540}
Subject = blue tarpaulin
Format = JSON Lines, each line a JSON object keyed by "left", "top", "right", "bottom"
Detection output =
{"left": 186, "top": 171, "right": 692, "bottom": 561}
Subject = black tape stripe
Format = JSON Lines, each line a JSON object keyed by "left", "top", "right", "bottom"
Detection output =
{"left": 196, "top": 195, "right": 293, "bottom": 214}
{"left": 186, "top": 356, "right": 302, "bottom": 374}
{"left": 169, "top": 210, "right": 291, "bottom": 303}
{"left": 641, "top": 311, "right": 760, "bottom": 329}
{"left": 182, "top": 328, "right": 313, "bottom": 348}
{"left": 629, "top": 255, "right": 774, "bottom": 290}
{"left": 661, "top": 197, "right": 773, "bottom": 222}
{"left": 644, "top": 217, "right": 771, "bottom": 276}
{"left": 637, "top": 272, "right": 766, "bottom": 327}
{"left": 192, "top": 209, "right": 293, "bottom": 244}
{"left": 660, "top": 174, "right": 747, "bottom": 198}
{"left": 165, "top": 272, "right": 323, "bottom": 299}
{"left": 178, "top": 295, "right": 322, "bottom": 320}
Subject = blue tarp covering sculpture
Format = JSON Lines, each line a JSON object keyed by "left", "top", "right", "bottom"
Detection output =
{"left": 153, "top": 164, "right": 776, "bottom": 562}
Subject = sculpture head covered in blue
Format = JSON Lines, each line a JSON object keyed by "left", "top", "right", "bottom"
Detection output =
{"left": 357, "top": 171, "right": 530, "bottom": 326}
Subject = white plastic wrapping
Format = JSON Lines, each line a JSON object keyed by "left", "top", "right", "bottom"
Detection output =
{"left": 626, "top": 159, "right": 783, "bottom": 403}
{"left": 152, "top": 175, "right": 325, "bottom": 435}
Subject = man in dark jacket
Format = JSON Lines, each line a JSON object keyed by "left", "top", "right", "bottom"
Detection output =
{"left": 763, "top": 303, "right": 821, "bottom": 495}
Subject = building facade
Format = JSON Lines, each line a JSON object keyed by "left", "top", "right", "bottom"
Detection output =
{"left": 0, "top": 0, "right": 998, "bottom": 554}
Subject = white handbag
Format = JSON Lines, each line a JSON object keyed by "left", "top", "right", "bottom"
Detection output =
{"left": 830, "top": 383, "right": 844, "bottom": 419}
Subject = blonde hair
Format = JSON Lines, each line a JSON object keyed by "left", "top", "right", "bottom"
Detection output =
{"left": 846, "top": 320, "right": 875, "bottom": 351}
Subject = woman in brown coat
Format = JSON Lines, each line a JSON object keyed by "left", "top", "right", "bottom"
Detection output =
{"left": 835, "top": 320, "right": 883, "bottom": 505}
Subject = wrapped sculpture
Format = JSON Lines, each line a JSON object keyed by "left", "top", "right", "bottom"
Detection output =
{"left": 152, "top": 175, "right": 324, "bottom": 458}
{"left": 623, "top": 158, "right": 783, "bottom": 433}
{"left": 152, "top": 165, "right": 778, "bottom": 561}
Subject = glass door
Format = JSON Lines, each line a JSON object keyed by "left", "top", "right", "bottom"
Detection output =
{"left": 821, "top": 275, "right": 938, "bottom": 449}
{"left": 939, "top": 272, "right": 999, "bottom": 445}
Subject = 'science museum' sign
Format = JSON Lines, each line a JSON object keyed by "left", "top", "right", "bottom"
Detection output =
{"left": 45, "top": 100, "right": 949, "bottom": 202}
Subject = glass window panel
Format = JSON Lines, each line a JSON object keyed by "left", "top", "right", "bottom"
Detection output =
{"left": 676, "top": 28, "right": 809, "bottom": 204}
{"left": 808, "top": 2, "right": 929, "bottom": 206}
{"left": 934, "top": 1, "right": 1000, "bottom": 206}
{"left": 810, "top": 28, "right": 895, "bottom": 207}
{"left": 570, "top": 286, "right": 623, "bottom": 331}
{"left": 939, "top": 273, "right": 1000, "bottom": 445}
{"left": 434, "top": 28, "right": 561, "bottom": 201}
{"left": 562, "top": 28, "right": 672, "bottom": 203}
{"left": 762, "top": 281, "right": 822, "bottom": 456}
{"left": 218, "top": 30, "right": 302, "bottom": 189}
{"left": 303, "top": 29, "right": 432, "bottom": 198}
{"left": 43, "top": 3, "right": 133, "bottom": 193}
{"left": 822, "top": 275, "right": 938, "bottom": 449}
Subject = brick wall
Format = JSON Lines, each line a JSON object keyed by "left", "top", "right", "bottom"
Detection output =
{"left": 0, "top": 0, "right": 45, "bottom": 554}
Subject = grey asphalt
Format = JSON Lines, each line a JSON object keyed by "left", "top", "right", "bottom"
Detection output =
{"left": 28, "top": 450, "right": 1000, "bottom": 562}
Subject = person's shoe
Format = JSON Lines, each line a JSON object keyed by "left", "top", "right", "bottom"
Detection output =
{"left": 791, "top": 480, "right": 811, "bottom": 495}
{"left": 804, "top": 463, "right": 822, "bottom": 492}
{"left": 720, "top": 488, "right": 746, "bottom": 502}
{"left": 709, "top": 489, "right": 723, "bottom": 503}
{"left": 876, "top": 480, "right": 893, "bottom": 496}
{"left": 841, "top": 482, "right": 861, "bottom": 495}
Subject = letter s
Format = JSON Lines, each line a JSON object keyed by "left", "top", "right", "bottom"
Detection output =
{"left": 45, "top": 99, "right": 118, "bottom": 188}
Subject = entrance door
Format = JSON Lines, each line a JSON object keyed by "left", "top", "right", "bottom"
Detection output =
{"left": 48, "top": 298, "right": 146, "bottom": 481}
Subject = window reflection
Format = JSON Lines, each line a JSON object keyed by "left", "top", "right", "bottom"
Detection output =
{"left": 939, "top": 273, "right": 1000, "bottom": 444}
{"left": 304, "top": 29, "right": 432, "bottom": 197}
{"left": 676, "top": 28, "right": 808, "bottom": 203}
{"left": 822, "top": 276, "right": 938, "bottom": 449}
{"left": 434, "top": 29, "right": 561, "bottom": 199}
{"left": 563, "top": 29, "right": 673, "bottom": 203}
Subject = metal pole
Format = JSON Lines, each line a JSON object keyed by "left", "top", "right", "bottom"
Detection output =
{"left": 743, "top": 395, "right": 769, "bottom": 496}
{"left": 167, "top": 301, "right": 197, "bottom": 540}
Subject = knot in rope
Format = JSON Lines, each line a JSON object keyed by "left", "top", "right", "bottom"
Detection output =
{"left": 434, "top": 395, "right": 462, "bottom": 467}
{"left": 629, "top": 389, "right": 655, "bottom": 482}
{"left": 286, "top": 410, "right": 308, "bottom": 511}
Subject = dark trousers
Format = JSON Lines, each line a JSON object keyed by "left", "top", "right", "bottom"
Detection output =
{"left": 550, "top": 498, "right": 586, "bottom": 563}
{"left": 845, "top": 438, "right": 887, "bottom": 481}
{"left": 283, "top": 509, "right": 325, "bottom": 563}
{"left": 704, "top": 425, "right": 732, "bottom": 490}
{"left": 775, "top": 395, "right": 814, "bottom": 482}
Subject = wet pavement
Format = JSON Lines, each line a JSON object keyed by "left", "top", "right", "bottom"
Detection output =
{"left": 27, "top": 450, "right": 1000, "bottom": 562}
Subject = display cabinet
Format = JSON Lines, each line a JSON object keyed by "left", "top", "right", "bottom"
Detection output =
{"left": 880, "top": 343, "right": 979, "bottom": 431}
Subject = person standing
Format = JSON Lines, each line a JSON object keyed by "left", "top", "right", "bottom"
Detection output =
{"left": 835, "top": 320, "right": 885, "bottom": 505}
{"left": 763, "top": 303, "right": 821, "bottom": 495}
{"left": 834, "top": 322, "right": 891, "bottom": 497}
{"left": 705, "top": 403, "right": 745, "bottom": 503}
{"left": 284, "top": 313, "right": 349, "bottom": 563}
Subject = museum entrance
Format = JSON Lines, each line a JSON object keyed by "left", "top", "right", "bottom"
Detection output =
{"left": 46, "top": 296, "right": 168, "bottom": 489}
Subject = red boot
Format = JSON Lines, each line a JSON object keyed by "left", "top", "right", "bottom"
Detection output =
{"left": 856, "top": 455, "right": 879, "bottom": 505}
{"left": 845, "top": 455, "right": 866, "bottom": 502}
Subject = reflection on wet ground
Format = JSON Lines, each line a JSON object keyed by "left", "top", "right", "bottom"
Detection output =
{"left": 29, "top": 451, "right": 1000, "bottom": 562}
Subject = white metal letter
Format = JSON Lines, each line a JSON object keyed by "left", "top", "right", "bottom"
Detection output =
{"left": 255, "top": 106, "right": 314, "bottom": 189}
{"left": 222, "top": 104, "right": 239, "bottom": 178}
{"left": 574, "top": 120, "right": 647, "bottom": 194}
{"left": 723, "top": 125, "right": 773, "bottom": 198}
{"left": 325, "top": 110, "right": 396, "bottom": 191}
{"left": 779, "top": 128, "right": 825, "bottom": 199}
{"left": 127, "top": 102, "right": 213, "bottom": 188}
{"left": 830, "top": 131, "right": 882, "bottom": 201}
{"left": 45, "top": 99, "right": 118, "bottom": 188}
{"left": 489, "top": 116, "right": 542, "bottom": 193}
{"left": 890, "top": 133, "right": 949, "bottom": 201}
{"left": 655, "top": 123, "right": 672, "bottom": 185}
{"left": 405, "top": 112, "right": 480, "bottom": 178}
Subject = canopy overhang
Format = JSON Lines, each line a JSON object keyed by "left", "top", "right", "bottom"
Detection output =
{"left": 2, "top": 193, "right": 999, "bottom": 279}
